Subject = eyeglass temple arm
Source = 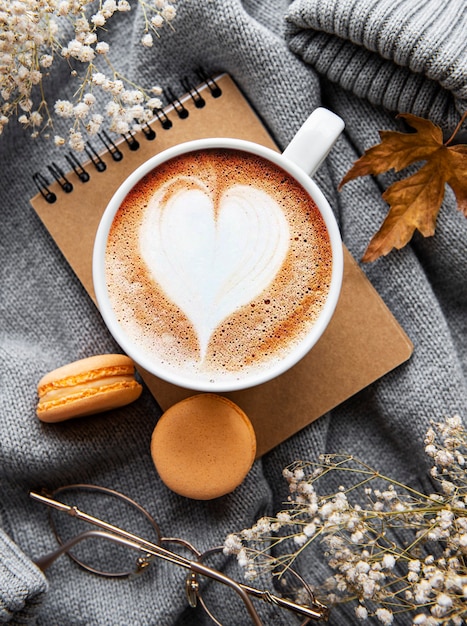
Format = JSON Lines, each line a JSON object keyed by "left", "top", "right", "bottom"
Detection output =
{"left": 34, "top": 529, "right": 143, "bottom": 572}
{"left": 238, "top": 581, "right": 329, "bottom": 621}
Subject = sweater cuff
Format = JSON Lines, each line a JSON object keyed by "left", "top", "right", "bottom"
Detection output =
{"left": 0, "top": 530, "right": 48, "bottom": 623}
{"left": 285, "top": 0, "right": 467, "bottom": 131}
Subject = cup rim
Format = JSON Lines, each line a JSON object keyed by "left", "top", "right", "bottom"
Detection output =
{"left": 93, "top": 137, "right": 343, "bottom": 392}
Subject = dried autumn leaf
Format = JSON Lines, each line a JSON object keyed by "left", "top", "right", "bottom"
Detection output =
{"left": 339, "top": 113, "right": 467, "bottom": 262}
{"left": 445, "top": 144, "right": 467, "bottom": 215}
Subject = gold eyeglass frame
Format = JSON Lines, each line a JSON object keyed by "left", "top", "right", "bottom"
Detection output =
{"left": 30, "top": 484, "right": 328, "bottom": 625}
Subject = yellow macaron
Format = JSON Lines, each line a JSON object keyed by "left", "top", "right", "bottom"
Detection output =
{"left": 150, "top": 394, "right": 257, "bottom": 500}
{"left": 36, "top": 354, "right": 143, "bottom": 423}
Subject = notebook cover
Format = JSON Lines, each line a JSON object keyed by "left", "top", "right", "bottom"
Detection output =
{"left": 30, "top": 73, "right": 413, "bottom": 457}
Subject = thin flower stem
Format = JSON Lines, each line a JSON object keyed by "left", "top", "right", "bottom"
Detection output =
{"left": 318, "top": 461, "right": 431, "bottom": 503}
{"left": 445, "top": 111, "right": 467, "bottom": 146}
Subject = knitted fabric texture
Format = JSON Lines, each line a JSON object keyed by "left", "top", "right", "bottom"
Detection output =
{"left": 0, "top": 0, "right": 466, "bottom": 624}
{"left": 286, "top": 0, "right": 467, "bottom": 131}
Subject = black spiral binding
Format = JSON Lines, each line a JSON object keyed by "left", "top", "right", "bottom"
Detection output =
{"left": 32, "top": 72, "right": 223, "bottom": 204}
{"left": 99, "top": 131, "right": 124, "bottom": 159}
{"left": 196, "top": 69, "right": 222, "bottom": 98}
{"left": 32, "top": 172, "right": 57, "bottom": 204}
{"left": 65, "top": 153, "right": 90, "bottom": 182}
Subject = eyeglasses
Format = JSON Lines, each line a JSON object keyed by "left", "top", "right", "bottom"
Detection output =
{"left": 30, "top": 484, "right": 328, "bottom": 625}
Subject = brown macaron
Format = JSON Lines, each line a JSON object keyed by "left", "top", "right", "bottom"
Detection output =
{"left": 150, "top": 394, "right": 256, "bottom": 500}
{"left": 36, "top": 354, "right": 143, "bottom": 423}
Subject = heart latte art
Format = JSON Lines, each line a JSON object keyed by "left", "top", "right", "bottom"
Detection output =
{"left": 140, "top": 179, "right": 290, "bottom": 360}
{"left": 105, "top": 149, "right": 332, "bottom": 384}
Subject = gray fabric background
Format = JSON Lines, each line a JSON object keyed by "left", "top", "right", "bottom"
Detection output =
{"left": 1, "top": 0, "right": 466, "bottom": 623}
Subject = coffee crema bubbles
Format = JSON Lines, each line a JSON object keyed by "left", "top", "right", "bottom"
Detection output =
{"left": 105, "top": 148, "right": 333, "bottom": 384}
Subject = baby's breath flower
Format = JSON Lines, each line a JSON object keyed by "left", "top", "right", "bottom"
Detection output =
{"left": 54, "top": 100, "right": 74, "bottom": 118}
{"left": 237, "top": 548, "right": 249, "bottom": 568}
{"left": 151, "top": 14, "right": 164, "bottom": 28}
{"left": 40, "top": 54, "right": 54, "bottom": 68}
{"left": 86, "top": 115, "right": 102, "bottom": 135}
{"left": 276, "top": 511, "right": 291, "bottom": 523}
{"left": 435, "top": 449, "right": 455, "bottom": 467}
{"left": 110, "top": 117, "right": 130, "bottom": 134}
{"left": 226, "top": 418, "right": 467, "bottom": 624}
{"left": 147, "top": 97, "right": 163, "bottom": 110}
{"left": 356, "top": 560, "right": 371, "bottom": 575}
{"left": 351, "top": 529, "right": 364, "bottom": 543}
{"left": 19, "top": 99, "right": 33, "bottom": 112}
{"left": 362, "top": 577, "right": 377, "bottom": 599}
{"left": 435, "top": 592, "right": 453, "bottom": 612}
{"left": 123, "top": 89, "right": 145, "bottom": 105}
{"left": 83, "top": 93, "right": 96, "bottom": 107}
{"left": 30, "top": 111, "right": 43, "bottom": 126}
{"left": 293, "top": 533, "right": 308, "bottom": 546}
{"left": 375, "top": 607, "right": 394, "bottom": 625}
{"left": 438, "top": 509, "right": 454, "bottom": 529}
{"left": 83, "top": 33, "right": 97, "bottom": 46}
{"left": 382, "top": 554, "right": 396, "bottom": 570}
{"left": 77, "top": 45, "right": 95, "bottom": 63}
{"left": 68, "top": 129, "right": 84, "bottom": 151}
{"left": 141, "top": 33, "right": 154, "bottom": 47}
{"left": 425, "top": 428, "right": 436, "bottom": 445}
{"left": 303, "top": 522, "right": 316, "bottom": 537}
{"left": 73, "top": 102, "right": 89, "bottom": 119}
{"left": 96, "top": 42, "right": 110, "bottom": 54}
{"left": 110, "top": 80, "right": 124, "bottom": 95}
{"left": 161, "top": 5, "right": 176, "bottom": 21}
{"left": 355, "top": 604, "right": 368, "bottom": 620}
{"left": 223, "top": 533, "right": 242, "bottom": 554}
{"left": 91, "top": 12, "right": 106, "bottom": 27}
{"left": 102, "top": 0, "right": 117, "bottom": 18}
{"left": 0, "top": 0, "right": 175, "bottom": 144}
{"left": 91, "top": 72, "right": 106, "bottom": 86}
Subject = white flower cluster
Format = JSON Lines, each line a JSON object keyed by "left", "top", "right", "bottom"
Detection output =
{"left": 0, "top": 0, "right": 176, "bottom": 148}
{"left": 225, "top": 416, "right": 467, "bottom": 625}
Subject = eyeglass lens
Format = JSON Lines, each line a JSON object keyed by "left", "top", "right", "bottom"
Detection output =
{"left": 48, "top": 485, "right": 162, "bottom": 577}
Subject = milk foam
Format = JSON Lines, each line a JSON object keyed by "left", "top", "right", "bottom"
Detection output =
{"left": 139, "top": 177, "right": 289, "bottom": 360}
{"left": 105, "top": 149, "right": 333, "bottom": 384}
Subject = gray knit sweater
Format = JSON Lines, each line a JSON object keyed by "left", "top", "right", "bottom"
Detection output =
{"left": 1, "top": 0, "right": 466, "bottom": 624}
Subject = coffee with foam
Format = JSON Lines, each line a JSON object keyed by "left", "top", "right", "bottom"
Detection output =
{"left": 105, "top": 148, "right": 333, "bottom": 385}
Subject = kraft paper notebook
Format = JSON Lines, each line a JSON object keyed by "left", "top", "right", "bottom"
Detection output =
{"left": 30, "top": 72, "right": 413, "bottom": 457}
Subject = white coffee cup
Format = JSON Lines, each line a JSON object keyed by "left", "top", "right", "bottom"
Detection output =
{"left": 93, "top": 108, "right": 344, "bottom": 392}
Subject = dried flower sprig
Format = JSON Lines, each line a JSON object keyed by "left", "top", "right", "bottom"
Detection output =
{"left": 0, "top": 0, "right": 176, "bottom": 149}
{"left": 225, "top": 416, "right": 467, "bottom": 625}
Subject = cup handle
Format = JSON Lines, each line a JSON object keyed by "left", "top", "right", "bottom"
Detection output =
{"left": 282, "top": 108, "right": 345, "bottom": 177}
